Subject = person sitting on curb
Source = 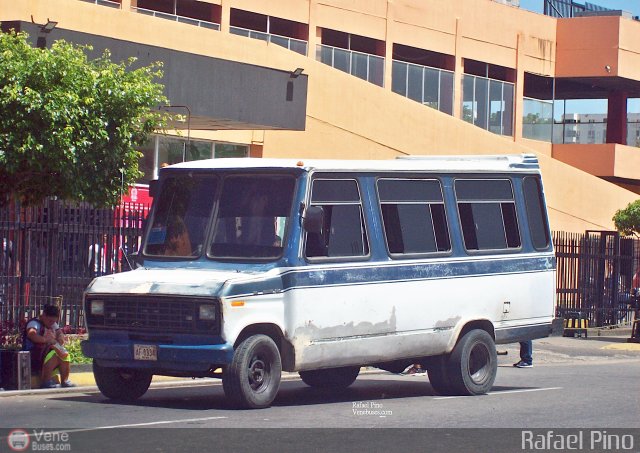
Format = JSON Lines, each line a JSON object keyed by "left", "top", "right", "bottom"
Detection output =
{"left": 22, "top": 304, "right": 75, "bottom": 389}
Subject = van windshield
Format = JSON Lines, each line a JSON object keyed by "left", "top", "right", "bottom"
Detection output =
{"left": 144, "top": 175, "right": 219, "bottom": 257}
{"left": 209, "top": 174, "right": 296, "bottom": 259}
{"left": 144, "top": 173, "right": 296, "bottom": 260}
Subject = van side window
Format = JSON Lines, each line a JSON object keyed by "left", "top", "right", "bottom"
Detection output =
{"left": 455, "top": 179, "right": 521, "bottom": 251}
{"left": 377, "top": 178, "right": 450, "bottom": 255}
{"left": 305, "top": 178, "right": 369, "bottom": 258}
{"left": 523, "top": 176, "right": 550, "bottom": 250}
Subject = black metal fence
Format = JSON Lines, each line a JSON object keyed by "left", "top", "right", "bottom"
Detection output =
{"left": 0, "top": 198, "right": 150, "bottom": 337}
{"left": 1, "top": 198, "right": 638, "bottom": 340}
{"left": 554, "top": 230, "right": 638, "bottom": 327}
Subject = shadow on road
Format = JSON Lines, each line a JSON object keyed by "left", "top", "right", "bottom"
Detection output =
{"left": 47, "top": 375, "right": 543, "bottom": 411}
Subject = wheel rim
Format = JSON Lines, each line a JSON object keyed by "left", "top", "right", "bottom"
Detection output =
{"left": 467, "top": 342, "right": 492, "bottom": 385}
{"left": 248, "top": 355, "right": 270, "bottom": 391}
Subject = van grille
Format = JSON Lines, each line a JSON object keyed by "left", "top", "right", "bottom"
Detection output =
{"left": 85, "top": 296, "right": 220, "bottom": 335}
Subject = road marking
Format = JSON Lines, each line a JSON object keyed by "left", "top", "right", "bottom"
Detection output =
{"left": 8, "top": 416, "right": 230, "bottom": 439}
{"left": 601, "top": 343, "right": 640, "bottom": 351}
{"left": 434, "top": 386, "right": 562, "bottom": 400}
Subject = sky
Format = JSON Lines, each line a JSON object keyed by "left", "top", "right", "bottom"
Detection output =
{"left": 519, "top": 0, "right": 640, "bottom": 16}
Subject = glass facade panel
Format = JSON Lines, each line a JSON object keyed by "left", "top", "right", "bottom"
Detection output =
{"left": 391, "top": 60, "right": 453, "bottom": 115}
{"left": 423, "top": 67, "right": 439, "bottom": 109}
{"left": 502, "top": 82, "right": 514, "bottom": 136}
{"left": 333, "top": 47, "right": 350, "bottom": 73}
{"left": 523, "top": 98, "right": 553, "bottom": 142}
{"left": 407, "top": 64, "right": 423, "bottom": 102}
{"left": 462, "top": 74, "right": 513, "bottom": 137}
{"left": 186, "top": 141, "right": 214, "bottom": 162}
{"left": 369, "top": 56, "right": 384, "bottom": 87}
{"left": 391, "top": 60, "right": 407, "bottom": 96}
{"left": 474, "top": 77, "right": 488, "bottom": 130}
{"left": 439, "top": 70, "right": 454, "bottom": 115}
{"left": 214, "top": 143, "right": 249, "bottom": 158}
{"left": 489, "top": 79, "right": 503, "bottom": 135}
{"left": 352, "top": 52, "right": 369, "bottom": 82}
{"left": 317, "top": 45, "right": 384, "bottom": 87}
{"left": 462, "top": 76, "right": 474, "bottom": 124}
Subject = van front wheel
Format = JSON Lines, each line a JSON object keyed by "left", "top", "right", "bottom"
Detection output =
{"left": 447, "top": 329, "right": 497, "bottom": 395}
{"left": 299, "top": 366, "right": 360, "bottom": 388}
{"left": 93, "top": 361, "right": 152, "bottom": 401}
{"left": 223, "top": 335, "right": 282, "bottom": 409}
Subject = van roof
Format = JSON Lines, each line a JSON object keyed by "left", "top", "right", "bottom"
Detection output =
{"left": 168, "top": 154, "right": 540, "bottom": 173}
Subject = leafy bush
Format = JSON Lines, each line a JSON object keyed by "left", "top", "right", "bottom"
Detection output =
{"left": 65, "top": 336, "right": 91, "bottom": 364}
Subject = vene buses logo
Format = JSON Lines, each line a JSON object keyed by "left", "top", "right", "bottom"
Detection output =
{"left": 7, "top": 429, "right": 30, "bottom": 452}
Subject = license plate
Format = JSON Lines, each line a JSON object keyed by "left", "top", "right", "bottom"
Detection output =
{"left": 134, "top": 344, "right": 157, "bottom": 361}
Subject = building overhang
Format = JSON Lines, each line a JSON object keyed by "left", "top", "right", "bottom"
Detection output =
{"left": 1, "top": 20, "right": 308, "bottom": 132}
{"left": 552, "top": 143, "right": 640, "bottom": 192}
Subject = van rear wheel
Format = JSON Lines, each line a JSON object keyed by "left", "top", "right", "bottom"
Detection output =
{"left": 223, "top": 334, "right": 282, "bottom": 409}
{"left": 446, "top": 329, "right": 497, "bottom": 395}
{"left": 299, "top": 366, "right": 360, "bottom": 389}
{"left": 427, "top": 356, "right": 454, "bottom": 396}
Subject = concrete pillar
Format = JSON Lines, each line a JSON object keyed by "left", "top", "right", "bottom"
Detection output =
{"left": 383, "top": 0, "right": 393, "bottom": 91}
{"left": 453, "top": 18, "right": 464, "bottom": 120}
{"left": 121, "top": 0, "right": 132, "bottom": 10}
{"left": 606, "top": 90, "right": 628, "bottom": 145}
{"left": 220, "top": 0, "right": 231, "bottom": 34}
{"left": 307, "top": 0, "right": 318, "bottom": 59}
{"left": 513, "top": 33, "right": 525, "bottom": 142}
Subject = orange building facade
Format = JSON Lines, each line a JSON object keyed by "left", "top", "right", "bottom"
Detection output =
{"left": 3, "top": 0, "right": 640, "bottom": 232}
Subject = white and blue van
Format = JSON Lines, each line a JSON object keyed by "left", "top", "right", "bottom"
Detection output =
{"left": 82, "top": 154, "right": 556, "bottom": 408}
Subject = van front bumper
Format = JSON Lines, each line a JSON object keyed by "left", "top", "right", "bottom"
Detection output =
{"left": 82, "top": 339, "right": 234, "bottom": 373}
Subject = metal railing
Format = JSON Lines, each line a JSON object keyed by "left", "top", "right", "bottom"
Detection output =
{"left": 317, "top": 44, "right": 384, "bottom": 87}
{"left": 391, "top": 60, "right": 454, "bottom": 115}
{"left": 229, "top": 26, "right": 307, "bottom": 56}
{"left": 79, "top": 0, "right": 121, "bottom": 8}
{"left": 131, "top": 6, "right": 220, "bottom": 30}
{"left": 554, "top": 230, "right": 637, "bottom": 327}
{"left": 0, "top": 199, "right": 150, "bottom": 334}
{"left": 552, "top": 121, "right": 606, "bottom": 144}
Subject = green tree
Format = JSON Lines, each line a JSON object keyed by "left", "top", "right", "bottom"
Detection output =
{"left": 613, "top": 200, "right": 640, "bottom": 237}
{"left": 0, "top": 31, "right": 169, "bottom": 206}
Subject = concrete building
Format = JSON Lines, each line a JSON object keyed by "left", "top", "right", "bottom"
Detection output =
{"left": 3, "top": 0, "right": 640, "bottom": 232}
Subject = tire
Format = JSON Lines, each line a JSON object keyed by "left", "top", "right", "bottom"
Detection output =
{"left": 446, "top": 329, "right": 497, "bottom": 396}
{"left": 299, "top": 366, "right": 360, "bottom": 389}
{"left": 93, "top": 361, "right": 152, "bottom": 401}
{"left": 426, "top": 356, "right": 454, "bottom": 396}
{"left": 223, "top": 335, "right": 282, "bottom": 409}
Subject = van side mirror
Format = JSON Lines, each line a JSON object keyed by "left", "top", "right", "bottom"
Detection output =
{"left": 302, "top": 206, "right": 324, "bottom": 234}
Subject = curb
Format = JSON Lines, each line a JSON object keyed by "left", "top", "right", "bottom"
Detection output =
{"left": 0, "top": 368, "right": 387, "bottom": 398}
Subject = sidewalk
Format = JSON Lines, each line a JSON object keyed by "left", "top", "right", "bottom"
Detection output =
{"left": 2, "top": 328, "right": 639, "bottom": 397}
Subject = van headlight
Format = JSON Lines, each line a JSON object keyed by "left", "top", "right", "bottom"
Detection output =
{"left": 198, "top": 304, "right": 216, "bottom": 321}
{"left": 90, "top": 300, "right": 105, "bottom": 316}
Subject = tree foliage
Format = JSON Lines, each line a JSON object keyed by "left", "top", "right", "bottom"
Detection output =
{"left": 613, "top": 200, "right": 640, "bottom": 237}
{"left": 0, "top": 31, "right": 169, "bottom": 206}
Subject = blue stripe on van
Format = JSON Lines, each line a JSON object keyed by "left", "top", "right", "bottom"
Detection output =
{"left": 224, "top": 255, "right": 555, "bottom": 298}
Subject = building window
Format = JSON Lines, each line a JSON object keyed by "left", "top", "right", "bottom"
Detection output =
{"left": 317, "top": 29, "right": 384, "bottom": 87}
{"left": 455, "top": 179, "right": 520, "bottom": 251}
{"left": 137, "top": 136, "right": 249, "bottom": 184}
{"left": 214, "top": 143, "right": 249, "bottom": 158}
{"left": 305, "top": 178, "right": 369, "bottom": 258}
{"left": 377, "top": 178, "right": 451, "bottom": 255}
{"left": 462, "top": 75, "right": 514, "bottom": 136}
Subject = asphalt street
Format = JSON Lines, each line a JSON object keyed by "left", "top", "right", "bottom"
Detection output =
{"left": 1, "top": 333, "right": 639, "bottom": 453}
